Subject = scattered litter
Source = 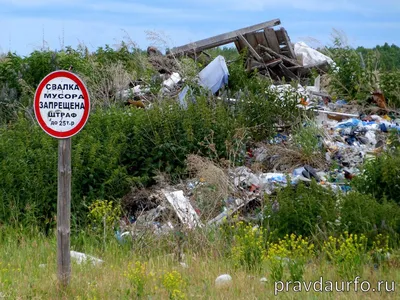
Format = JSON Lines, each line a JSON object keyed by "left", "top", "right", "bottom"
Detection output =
{"left": 260, "top": 277, "right": 268, "bottom": 283}
{"left": 163, "top": 72, "right": 182, "bottom": 91}
{"left": 180, "top": 262, "right": 189, "bottom": 269}
{"left": 70, "top": 251, "right": 104, "bottom": 266}
{"left": 107, "top": 21, "right": 400, "bottom": 235}
{"left": 215, "top": 274, "right": 232, "bottom": 287}
{"left": 162, "top": 190, "right": 203, "bottom": 229}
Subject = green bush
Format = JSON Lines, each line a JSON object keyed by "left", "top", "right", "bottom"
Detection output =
{"left": 326, "top": 44, "right": 380, "bottom": 101}
{"left": 263, "top": 181, "right": 338, "bottom": 240}
{"left": 380, "top": 71, "right": 400, "bottom": 108}
{"left": 0, "top": 84, "right": 299, "bottom": 231}
{"left": 352, "top": 150, "right": 400, "bottom": 204}
{"left": 339, "top": 192, "right": 400, "bottom": 245}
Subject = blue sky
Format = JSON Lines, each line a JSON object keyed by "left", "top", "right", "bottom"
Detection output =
{"left": 1, "top": 0, "right": 399, "bottom": 56}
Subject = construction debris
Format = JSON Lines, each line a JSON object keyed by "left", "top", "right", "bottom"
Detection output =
{"left": 168, "top": 18, "right": 331, "bottom": 82}
{"left": 162, "top": 190, "right": 203, "bottom": 229}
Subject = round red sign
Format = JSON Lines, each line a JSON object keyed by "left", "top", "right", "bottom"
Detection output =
{"left": 34, "top": 70, "right": 90, "bottom": 138}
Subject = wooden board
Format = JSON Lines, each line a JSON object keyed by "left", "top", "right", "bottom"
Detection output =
{"left": 169, "top": 19, "right": 281, "bottom": 54}
{"left": 244, "top": 33, "right": 259, "bottom": 50}
{"left": 279, "top": 64, "right": 299, "bottom": 81}
{"left": 264, "top": 28, "right": 281, "bottom": 54}
{"left": 260, "top": 52, "right": 273, "bottom": 62}
{"left": 238, "top": 34, "right": 263, "bottom": 61}
{"left": 255, "top": 32, "right": 269, "bottom": 48}
{"left": 279, "top": 28, "right": 296, "bottom": 59}
{"left": 234, "top": 40, "right": 242, "bottom": 52}
{"left": 258, "top": 45, "right": 300, "bottom": 66}
{"left": 275, "top": 30, "right": 285, "bottom": 45}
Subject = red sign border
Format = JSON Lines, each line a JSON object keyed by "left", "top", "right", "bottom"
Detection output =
{"left": 34, "top": 70, "right": 90, "bottom": 139}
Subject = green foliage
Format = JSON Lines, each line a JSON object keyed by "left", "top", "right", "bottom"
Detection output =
{"left": 206, "top": 46, "right": 240, "bottom": 62}
{"left": 325, "top": 36, "right": 400, "bottom": 105}
{"left": 352, "top": 150, "right": 400, "bottom": 204}
{"left": 326, "top": 40, "right": 380, "bottom": 100}
{"left": 0, "top": 116, "right": 58, "bottom": 229}
{"left": 263, "top": 181, "right": 338, "bottom": 240}
{"left": 124, "top": 261, "right": 157, "bottom": 298}
{"left": 0, "top": 87, "right": 298, "bottom": 230}
{"left": 339, "top": 192, "right": 400, "bottom": 244}
{"left": 370, "top": 234, "right": 391, "bottom": 270}
{"left": 358, "top": 43, "right": 400, "bottom": 71}
{"left": 266, "top": 234, "right": 314, "bottom": 282}
{"left": 322, "top": 232, "right": 368, "bottom": 280}
{"left": 291, "top": 120, "right": 324, "bottom": 162}
{"left": 0, "top": 53, "right": 24, "bottom": 123}
{"left": 88, "top": 200, "right": 122, "bottom": 230}
{"left": 161, "top": 270, "right": 187, "bottom": 300}
{"left": 380, "top": 71, "right": 400, "bottom": 108}
{"left": 230, "top": 221, "right": 267, "bottom": 271}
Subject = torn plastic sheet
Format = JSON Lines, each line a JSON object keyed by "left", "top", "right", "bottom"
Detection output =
{"left": 294, "top": 42, "right": 335, "bottom": 67}
{"left": 198, "top": 55, "right": 229, "bottom": 94}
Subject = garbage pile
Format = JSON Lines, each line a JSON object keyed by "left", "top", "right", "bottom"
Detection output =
{"left": 116, "top": 76, "right": 399, "bottom": 240}
{"left": 118, "top": 19, "right": 335, "bottom": 109}
{"left": 112, "top": 21, "right": 399, "bottom": 239}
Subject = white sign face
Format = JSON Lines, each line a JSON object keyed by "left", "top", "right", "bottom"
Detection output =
{"left": 34, "top": 71, "right": 90, "bottom": 139}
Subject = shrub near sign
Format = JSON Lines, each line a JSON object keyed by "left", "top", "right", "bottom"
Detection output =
{"left": 34, "top": 70, "right": 90, "bottom": 138}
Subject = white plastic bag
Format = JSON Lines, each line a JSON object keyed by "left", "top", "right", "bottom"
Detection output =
{"left": 294, "top": 42, "right": 334, "bottom": 67}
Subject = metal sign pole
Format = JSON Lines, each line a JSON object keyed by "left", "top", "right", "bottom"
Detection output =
{"left": 57, "top": 137, "right": 71, "bottom": 286}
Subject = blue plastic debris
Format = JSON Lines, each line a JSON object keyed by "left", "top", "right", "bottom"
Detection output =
{"left": 335, "top": 99, "right": 347, "bottom": 107}
{"left": 380, "top": 123, "right": 388, "bottom": 133}
{"left": 340, "top": 185, "right": 351, "bottom": 192}
{"left": 336, "top": 118, "right": 361, "bottom": 128}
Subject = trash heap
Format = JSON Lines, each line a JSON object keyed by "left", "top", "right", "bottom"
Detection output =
{"left": 116, "top": 80, "right": 399, "bottom": 239}
{"left": 118, "top": 19, "right": 335, "bottom": 109}
{"left": 113, "top": 21, "right": 399, "bottom": 239}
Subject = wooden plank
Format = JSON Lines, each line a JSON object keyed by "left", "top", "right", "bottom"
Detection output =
{"left": 279, "top": 64, "right": 299, "bottom": 81}
{"left": 244, "top": 33, "right": 259, "bottom": 50}
{"left": 251, "top": 58, "right": 282, "bottom": 70}
{"left": 236, "top": 37, "right": 247, "bottom": 54}
{"left": 169, "top": 19, "right": 281, "bottom": 54}
{"left": 255, "top": 32, "right": 269, "bottom": 48}
{"left": 264, "top": 28, "right": 281, "bottom": 54}
{"left": 260, "top": 51, "right": 273, "bottom": 62}
{"left": 57, "top": 138, "right": 71, "bottom": 287}
{"left": 279, "top": 28, "right": 296, "bottom": 59}
{"left": 234, "top": 40, "right": 242, "bottom": 52}
{"left": 275, "top": 30, "right": 285, "bottom": 45}
{"left": 238, "top": 34, "right": 263, "bottom": 62}
{"left": 258, "top": 45, "right": 300, "bottom": 66}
